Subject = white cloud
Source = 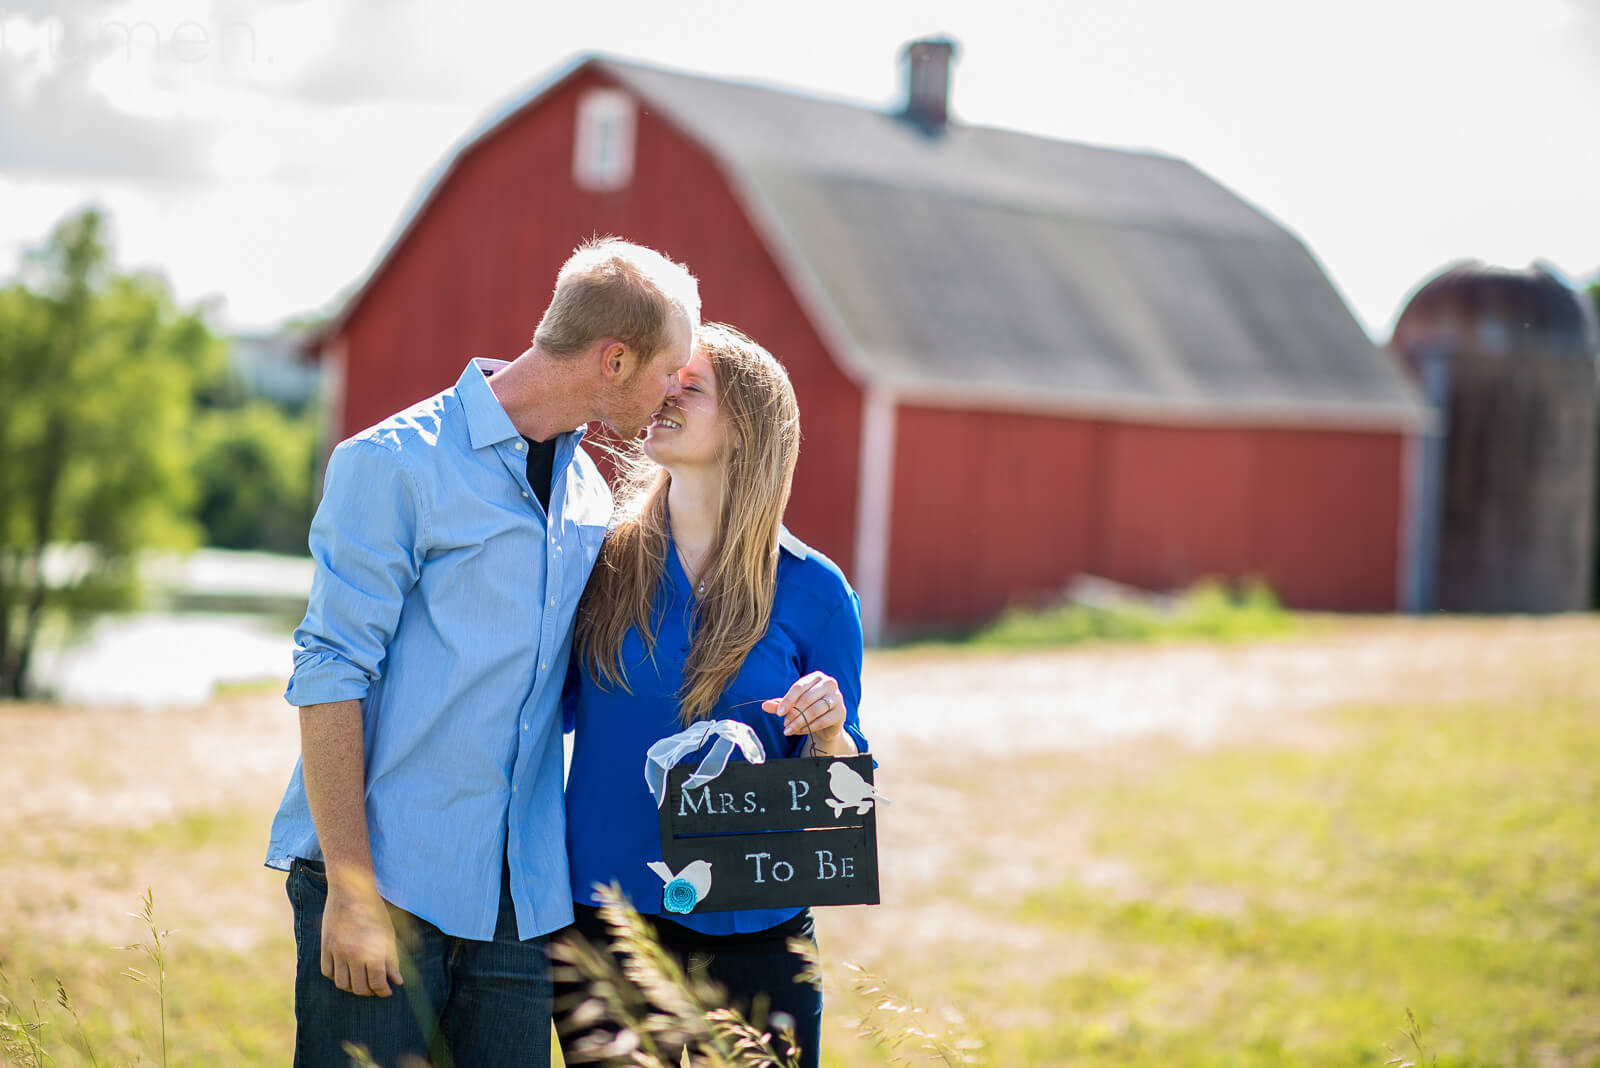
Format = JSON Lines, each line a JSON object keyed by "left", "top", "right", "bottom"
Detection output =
{"left": 1, "top": 0, "right": 1595, "bottom": 337}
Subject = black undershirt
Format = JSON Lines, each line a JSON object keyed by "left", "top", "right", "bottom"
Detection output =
{"left": 523, "top": 436, "right": 556, "bottom": 513}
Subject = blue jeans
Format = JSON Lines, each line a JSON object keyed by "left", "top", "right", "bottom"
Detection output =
{"left": 287, "top": 858, "right": 552, "bottom": 1068}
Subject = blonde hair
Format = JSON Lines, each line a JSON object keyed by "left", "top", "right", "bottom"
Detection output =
{"left": 577, "top": 323, "right": 802, "bottom": 724}
{"left": 533, "top": 236, "right": 701, "bottom": 362}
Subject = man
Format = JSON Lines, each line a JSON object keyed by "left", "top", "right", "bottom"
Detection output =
{"left": 266, "top": 237, "right": 700, "bottom": 1067}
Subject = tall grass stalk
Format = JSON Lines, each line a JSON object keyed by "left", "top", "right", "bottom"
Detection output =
{"left": 53, "top": 980, "right": 99, "bottom": 1068}
{"left": 0, "top": 964, "right": 49, "bottom": 1068}
{"left": 838, "top": 960, "right": 982, "bottom": 1067}
{"left": 1383, "top": 1008, "right": 1437, "bottom": 1068}
{"left": 120, "top": 888, "right": 170, "bottom": 1068}
{"left": 552, "top": 884, "right": 800, "bottom": 1067}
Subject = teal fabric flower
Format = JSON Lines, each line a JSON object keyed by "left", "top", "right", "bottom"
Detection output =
{"left": 663, "top": 877, "right": 699, "bottom": 914}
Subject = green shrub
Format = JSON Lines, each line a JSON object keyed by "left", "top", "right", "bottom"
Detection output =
{"left": 969, "top": 578, "right": 1292, "bottom": 650}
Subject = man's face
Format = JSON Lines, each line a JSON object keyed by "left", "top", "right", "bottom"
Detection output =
{"left": 603, "top": 314, "right": 693, "bottom": 440}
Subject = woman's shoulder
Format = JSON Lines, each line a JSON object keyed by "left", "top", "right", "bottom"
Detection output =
{"left": 776, "top": 528, "right": 857, "bottom": 614}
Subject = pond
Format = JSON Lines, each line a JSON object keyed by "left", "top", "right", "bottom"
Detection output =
{"left": 31, "top": 611, "right": 296, "bottom": 706}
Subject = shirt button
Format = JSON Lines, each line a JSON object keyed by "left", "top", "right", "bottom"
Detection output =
{"left": 514, "top": 442, "right": 525, "bottom": 451}
{"left": 540, "top": 662, "right": 548, "bottom": 671}
{"left": 549, "top": 597, "right": 556, "bottom": 606}
{"left": 521, "top": 491, "right": 529, "bottom": 498}
{"left": 522, "top": 722, "right": 529, "bottom": 731}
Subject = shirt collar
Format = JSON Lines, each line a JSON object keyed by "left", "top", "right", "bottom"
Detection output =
{"left": 457, "top": 357, "right": 587, "bottom": 451}
{"left": 777, "top": 527, "right": 809, "bottom": 561}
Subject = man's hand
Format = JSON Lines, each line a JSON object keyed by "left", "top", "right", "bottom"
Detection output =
{"left": 299, "top": 700, "right": 403, "bottom": 996}
{"left": 320, "top": 870, "right": 404, "bottom": 997}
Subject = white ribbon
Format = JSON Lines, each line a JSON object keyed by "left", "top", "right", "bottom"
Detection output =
{"left": 644, "top": 719, "right": 766, "bottom": 809}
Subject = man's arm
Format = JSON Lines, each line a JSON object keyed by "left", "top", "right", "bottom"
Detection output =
{"left": 288, "top": 439, "right": 427, "bottom": 998}
{"left": 300, "top": 699, "right": 404, "bottom": 997}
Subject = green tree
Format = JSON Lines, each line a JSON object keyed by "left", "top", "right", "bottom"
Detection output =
{"left": 0, "top": 209, "right": 223, "bottom": 698}
{"left": 191, "top": 400, "right": 318, "bottom": 554}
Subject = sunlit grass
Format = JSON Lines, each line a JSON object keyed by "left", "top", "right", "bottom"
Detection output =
{"left": 820, "top": 696, "right": 1600, "bottom": 1067}
{"left": 4, "top": 620, "right": 1596, "bottom": 1067}
{"left": 2, "top": 928, "right": 295, "bottom": 1067}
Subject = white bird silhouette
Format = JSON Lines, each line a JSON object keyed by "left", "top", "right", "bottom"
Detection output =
{"left": 647, "top": 859, "right": 713, "bottom": 909}
{"left": 825, "top": 761, "right": 890, "bottom": 818}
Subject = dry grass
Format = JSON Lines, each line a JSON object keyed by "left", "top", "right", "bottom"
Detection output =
{"left": 1, "top": 614, "right": 1596, "bottom": 1066}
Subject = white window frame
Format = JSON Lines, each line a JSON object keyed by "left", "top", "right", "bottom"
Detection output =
{"left": 573, "top": 88, "right": 636, "bottom": 192}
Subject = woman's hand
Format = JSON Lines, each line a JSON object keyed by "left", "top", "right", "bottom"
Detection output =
{"left": 763, "top": 670, "right": 858, "bottom": 756}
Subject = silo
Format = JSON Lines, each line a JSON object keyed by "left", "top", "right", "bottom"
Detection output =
{"left": 1390, "top": 262, "right": 1599, "bottom": 613}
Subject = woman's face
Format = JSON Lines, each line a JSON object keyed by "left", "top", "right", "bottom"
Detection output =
{"left": 642, "top": 344, "right": 725, "bottom": 470}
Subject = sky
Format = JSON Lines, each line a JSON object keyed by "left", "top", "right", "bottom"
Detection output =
{"left": 1, "top": 0, "right": 1597, "bottom": 341}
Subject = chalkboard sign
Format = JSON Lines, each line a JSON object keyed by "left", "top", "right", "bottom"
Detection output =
{"left": 655, "top": 754, "right": 882, "bottom": 914}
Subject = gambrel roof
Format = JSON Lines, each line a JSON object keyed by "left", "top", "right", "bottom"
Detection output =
{"left": 330, "top": 54, "right": 1426, "bottom": 429}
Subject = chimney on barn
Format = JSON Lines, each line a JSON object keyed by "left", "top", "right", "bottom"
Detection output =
{"left": 900, "top": 36, "right": 958, "bottom": 132}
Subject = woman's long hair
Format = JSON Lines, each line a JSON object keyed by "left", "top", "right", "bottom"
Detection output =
{"left": 576, "top": 322, "right": 802, "bottom": 724}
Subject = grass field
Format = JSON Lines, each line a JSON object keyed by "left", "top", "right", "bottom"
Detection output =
{"left": 3, "top": 617, "right": 1597, "bottom": 1067}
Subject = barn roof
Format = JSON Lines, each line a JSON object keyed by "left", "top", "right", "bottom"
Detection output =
{"left": 328, "top": 54, "right": 1427, "bottom": 430}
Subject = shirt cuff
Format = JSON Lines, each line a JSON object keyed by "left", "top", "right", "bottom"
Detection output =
{"left": 284, "top": 650, "right": 373, "bottom": 707}
{"left": 843, "top": 722, "right": 876, "bottom": 767}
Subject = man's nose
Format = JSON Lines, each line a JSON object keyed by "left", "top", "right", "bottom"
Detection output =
{"left": 662, "top": 376, "right": 684, "bottom": 403}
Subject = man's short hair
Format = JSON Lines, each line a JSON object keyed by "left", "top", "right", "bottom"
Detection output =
{"left": 533, "top": 237, "right": 701, "bottom": 362}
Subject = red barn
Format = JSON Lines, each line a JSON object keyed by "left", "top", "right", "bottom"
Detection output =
{"left": 313, "top": 43, "right": 1426, "bottom": 641}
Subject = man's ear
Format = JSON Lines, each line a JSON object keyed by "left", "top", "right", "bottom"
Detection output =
{"left": 597, "top": 340, "right": 633, "bottom": 383}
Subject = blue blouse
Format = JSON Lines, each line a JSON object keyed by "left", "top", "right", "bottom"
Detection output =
{"left": 564, "top": 528, "right": 868, "bottom": 935}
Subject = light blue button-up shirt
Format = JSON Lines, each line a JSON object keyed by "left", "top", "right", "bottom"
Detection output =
{"left": 266, "top": 358, "right": 611, "bottom": 940}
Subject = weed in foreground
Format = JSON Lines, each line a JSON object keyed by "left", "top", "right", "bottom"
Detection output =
{"left": 1383, "top": 1008, "right": 1437, "bottom": 1068}
{"left": 54, "top": 979, "right": 101, "bottom": 1068}
{"left": 836, "top": 958, "right": 982, "bottom": 1067}
{"left": 119, "top": 888, "right": 170, "bottom": 1068}
{"left": 0, "top": 961, "right": 49, "bottom": 1067}
{"left": 550, "top": 883, "right": 800, "bottom": 1067}
{"left": 1, "top": 888, "right": 172, "bottom": 1068}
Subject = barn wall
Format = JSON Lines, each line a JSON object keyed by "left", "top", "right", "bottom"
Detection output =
{"left": 334, "top": 66, "right": 863, "bottom": 575}
{"left": 885, "top": 407, "right": 1102, "bottom": 625}
{"left": 884, "top": 406, "right": 1406, "bottom": 628}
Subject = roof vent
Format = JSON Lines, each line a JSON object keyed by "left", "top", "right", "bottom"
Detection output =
{"left": 900, "top": 37, "right": 958, "bottom": 131}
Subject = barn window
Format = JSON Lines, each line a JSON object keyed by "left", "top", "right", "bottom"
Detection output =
{"left": 573, "top": 89, "right": 636, "bottom": 191}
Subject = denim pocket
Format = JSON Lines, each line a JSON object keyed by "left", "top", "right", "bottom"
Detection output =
{"left": 294, "top": 857, "right": 328, "bottom": 889}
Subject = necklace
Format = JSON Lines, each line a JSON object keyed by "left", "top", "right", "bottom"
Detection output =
{"left": 676, "top": 544, "right": 710, "bottom": 597}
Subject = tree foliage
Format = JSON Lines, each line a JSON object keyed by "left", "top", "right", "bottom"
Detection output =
{"left": 191, "top": 401, "right": 318, "bottom": 554}
{"left": 0, "top": 208, "right": 223, "bottom": 697}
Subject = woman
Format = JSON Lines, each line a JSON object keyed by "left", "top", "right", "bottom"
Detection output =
{"left": 557, "top": 323, "right": 868, "bottom": 1067}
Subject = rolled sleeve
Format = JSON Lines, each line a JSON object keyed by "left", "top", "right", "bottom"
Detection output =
{"left": 285, "top": 438, "right": 426, "bottom": 708}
